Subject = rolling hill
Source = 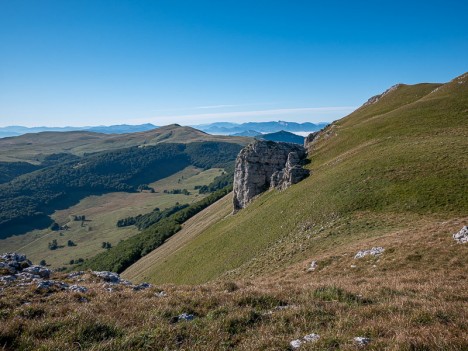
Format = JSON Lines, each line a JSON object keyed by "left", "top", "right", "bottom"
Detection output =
{"left": 0, "top": 124, "right": 249, "bottom": 163}
{"left": 0, "top": 125, "right": 249, "bottom": 237}
{"left": 257, "top": 130, "right": 305, "bottom": 144}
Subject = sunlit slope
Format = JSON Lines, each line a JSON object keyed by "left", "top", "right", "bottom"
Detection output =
{"left": 126, "top": 74, "right": 468, "bottom": 285}
{"left": 121, "top": 193, "right": 233, "bottom": 282}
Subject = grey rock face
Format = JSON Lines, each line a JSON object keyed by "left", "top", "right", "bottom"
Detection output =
{"left": 233, "top": 140, "right": 309, "bottom": 210}
{"left": 304, "top": 131, "right": 319, "bottom": 149}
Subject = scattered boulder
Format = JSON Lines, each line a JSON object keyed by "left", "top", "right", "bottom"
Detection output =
{"left": 453, "top": 226, "right": 468, "bottom": 244}
{"left": 92, "top": 271, "right": 121, "bottom": 283}
{"left": 23, "top": 265, "right": 51, "bottom": 278}
{"left": 133, "top": 282, "right": 152, "bottom": 291}
{"left": 233, "top": 140, "right": 309, "bottom": 211}
{"left": 69, "top": 285, "right": 88, "bottom": 293}
{"left": 354, "top": 247, "right": 385, "bottom": 259}
{"left": 354, "top": 337, "right": 371, "bottom": 346}
{"left": 0, "top": 275, "right": 17, "bottom": 283}
{"left": 2, "top": 253, "right": 156, "bottom": 296}
{"left": 0, "top": 253, "right": 32, "bottom": 274}
{"left": 290, "top": 333, "right": 320, "bottom": 348}
{"left": 67, "top": 271, "right": 85, "bottom": 279}
{"left": 178, "top": 313, "right": 195, "bottom": 321}
{"left": 155, "top": 291, "right": 167, "bottom": 297}
{"left": 307, "top": 260, "right": 318, "bottom": 272}
{"left": 36, "top": 280, "right": 69, "bottom": 291}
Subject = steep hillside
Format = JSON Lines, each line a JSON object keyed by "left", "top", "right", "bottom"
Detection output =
{"left": 125, "top": 73, "right": 467, "bottom": 285}
{"left": 122, "top": 193, "right": 233, "bottom": 282}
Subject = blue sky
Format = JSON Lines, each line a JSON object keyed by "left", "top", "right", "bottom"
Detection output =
{"left": 0, "top": 0, "right": 467, "bottom": 127}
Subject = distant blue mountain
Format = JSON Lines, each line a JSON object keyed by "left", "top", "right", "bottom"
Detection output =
{"left": 193, "top": 120, "right": 327, "bottom": 135}
{"left": 231, "top": 130, "right": 262, "bottom": 137}
{"left": 0, "top": 123, "right": 158, "bottom": 138}
{"left": 256, "top": 130, "right": 305, "bottom": 144}
{"left": 86, "top": 124, "right": 157, "bottom": 134}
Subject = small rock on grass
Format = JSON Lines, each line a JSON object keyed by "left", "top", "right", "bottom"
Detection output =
{"left": 290, "top": 333, "right": 320, "bottom": 348}
{"left": 354, "top": 336, "right": 371, "bottom": 346}
{"left": 307, "top": 260, "right": 318, "bottom": 272}
{"left": 354, "top": 247, "right": 384, "bottom": 259}
{"left": 453, "top": 226, "right": 468, "bottom": 244}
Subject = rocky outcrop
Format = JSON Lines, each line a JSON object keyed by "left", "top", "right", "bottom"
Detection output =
{"left": 270, "top": 151, "right": 310, "bottom": 190}
{"left": 362, "top": 84, "right": 401, "bottom": 106}
{"left": 1, "top": 252, "right": 151, "bottom": 294}
{"left": 233, "top": 140, "right": 309, "bottom": 211}
{"left": 304, "top": 131, "right": 319, "bottom": 149}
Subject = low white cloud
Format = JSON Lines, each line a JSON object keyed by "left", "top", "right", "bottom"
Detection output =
{"left": 127, "top": 106, "right": 357, "bottom": 125}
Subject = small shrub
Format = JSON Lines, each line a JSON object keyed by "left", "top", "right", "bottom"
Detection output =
{"left": 75, "top": 321, "right": 121, "bottom": 344}
{"left": 223, "top": 310, "right": 262, "bottom": 335}
{"left": 17, "top": 306, "right": 45, "bottom": 319}
{"left": 312, "top": 286, "right": 371, "bottom": 305}
{"left": 237, "top": 294, "right": 287, "bottom": 310}
{"left": 223, "top": 281, "right": 239, "bottom": 292}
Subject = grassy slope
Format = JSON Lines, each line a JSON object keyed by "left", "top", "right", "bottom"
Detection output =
{"left": 0, "top": 167, "right": 224, "bottom": 268}
{"left": 121, "top": 193, "right": 233, "bottom": 281}
{"left": 0, "top": 124, "right": 249, "bottom": 163}
{"left": 125, "top": 74, "right": 468, "bottom": 285}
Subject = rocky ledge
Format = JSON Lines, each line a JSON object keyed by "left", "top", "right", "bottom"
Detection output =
{"left": 233, "top": 140, "right": 309, "bottom": 211}
{"left": 0, "top": 252, "right": 153, "bottom": 294}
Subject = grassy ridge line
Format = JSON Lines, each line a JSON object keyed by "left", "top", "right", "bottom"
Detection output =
{"left": 125, "top": 75, "right": 468, "bottom": 284}
{"left": 80, "top": 186, "right": 232, "bottom": 273}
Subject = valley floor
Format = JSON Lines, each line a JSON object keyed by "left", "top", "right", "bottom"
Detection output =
{"left": 0, "top": 167, "right": 224, "bottom": 268}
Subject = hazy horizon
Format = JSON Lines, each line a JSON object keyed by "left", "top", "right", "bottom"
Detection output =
{"left": 0, "top": 118, "right": 331, "bottom": 129}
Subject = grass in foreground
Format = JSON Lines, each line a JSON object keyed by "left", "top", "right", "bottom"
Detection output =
{"left": 1, "top": 235, "right": 467, "bottom": 351}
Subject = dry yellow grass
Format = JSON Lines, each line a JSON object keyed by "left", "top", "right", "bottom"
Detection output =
{"left": 1, "top": 215, "right": 467, "bottom": 350}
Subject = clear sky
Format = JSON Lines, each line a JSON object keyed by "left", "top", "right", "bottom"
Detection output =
{"left": 0, "top": 0, "right": 467, "bottom": 127}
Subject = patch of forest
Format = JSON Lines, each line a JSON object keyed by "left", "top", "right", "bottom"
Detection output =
{"left": 0, "top": 142, "right": 242, "bottom": 238}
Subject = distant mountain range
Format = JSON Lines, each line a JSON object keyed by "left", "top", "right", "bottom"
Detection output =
{"left": 192, "top": 121, "right": 328, "bottom": 135}
{"left": 0, "top": 123, "right": 158, "bottom": 138}
{"left": 0, "top": 120, "right": 328, "bottom": 139}
{"left": 257, "top": 130, "right": 305, "bottom": 144}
